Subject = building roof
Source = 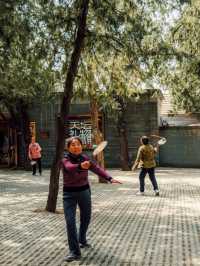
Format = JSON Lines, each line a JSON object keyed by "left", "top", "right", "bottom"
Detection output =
{"left": 159, "top": 90, "right": 200, "bottom": 127}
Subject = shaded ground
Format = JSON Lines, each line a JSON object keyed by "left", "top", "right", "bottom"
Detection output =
{"left": 1, "top": 168, "right": 200, "bottom": 266}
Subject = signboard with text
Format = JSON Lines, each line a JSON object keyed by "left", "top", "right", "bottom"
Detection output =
{"left": 68, "top": 119, "right": 93, "bottom": 149}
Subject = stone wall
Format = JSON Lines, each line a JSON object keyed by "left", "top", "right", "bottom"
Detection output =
{"left": 28, "top": 98, "right": 159, "bottom": 168}
{"left": 159, "top": 126, "right": 200, "bottom": 167}
{"left": 29, "top": 100, "right": 60, "bottom": 167}
{"left": 104, "top": 100, "right": 159, "bottom": 168}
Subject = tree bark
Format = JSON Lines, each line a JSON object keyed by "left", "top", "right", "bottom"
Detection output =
{"left": 17, "top": 101, "right": 31, "bottom": 168}
{"left": 117, "top": 111, "right": 130, "bottom": 171}
{"left": 6, "top": 101, "right": 31, "bottom": 168}
{"left": 46, "top": 116, "right": 65, "bottom": 212}
{"left": 113, "top": 94, "right": 130, "bottom": 171}
{"left": 90, "top": 97, "right": 107, "bottom": 183}
{"left": 46, "top": 0, "right": 90, "bottom": 213}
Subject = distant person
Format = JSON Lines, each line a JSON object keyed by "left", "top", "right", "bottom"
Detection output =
{"left": 62, "top": 136, "right": 121, "bottom": 262}
{"left": 28, "top": 137, "right": 42, "bottom": 175}
{"left": 132, "top": 136, "right": 159, "bottom": 196}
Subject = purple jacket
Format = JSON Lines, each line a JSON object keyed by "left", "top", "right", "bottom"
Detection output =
{"left": 62, "top": 153, "right": 112, "bottom": 190}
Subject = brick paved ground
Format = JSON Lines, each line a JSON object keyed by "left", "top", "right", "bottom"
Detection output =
{"left": 1, "top": 168, "right": 200, "bottom": 266}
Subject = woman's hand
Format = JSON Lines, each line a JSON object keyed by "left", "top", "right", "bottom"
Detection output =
{"left": 81, "top": 161, "right": 91, "bottom": 169}
{"left": 131, "top": 162, "right": 138, "bottom": 171}
{"left": 131, "top": 165, "right": 136, "bottom": 171}
{"left": 110, "top": 178, "right": 122, "bottom": 184}
{"left": 154, "top": 146, "right": 158, "bottom": 153}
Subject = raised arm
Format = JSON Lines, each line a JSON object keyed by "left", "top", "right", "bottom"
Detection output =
{"left": 154, "top": 143, "right": 159, "bottom": 153}
{"left": 131, "top": 147, "right": 142, "bottom": 171}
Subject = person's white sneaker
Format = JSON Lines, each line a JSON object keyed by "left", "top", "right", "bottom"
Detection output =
{"left": 155, "top": 190, "right": 160, "bottom": 196}
{"left": 136, "top": 191, "right": 145, "bottom": 196}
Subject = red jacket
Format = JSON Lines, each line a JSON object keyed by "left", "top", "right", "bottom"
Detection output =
{"left": 28, "top": 142, "right": 42, "bottom": 159}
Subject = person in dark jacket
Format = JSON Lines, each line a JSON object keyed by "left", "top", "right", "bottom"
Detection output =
{"left": 62, "top": 136, "right": 121, "bottom": 262}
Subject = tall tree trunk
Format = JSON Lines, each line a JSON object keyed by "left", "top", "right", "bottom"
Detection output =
{"left": 117, "top": 111, "right": 130, "bottom": 171}
{"left": 90, "top": 97, "right": 107, "bottom": 183}
{"left": 46, "top": 116, "right": 65, "bottom": 212}
{"left": 46, "top": 0, "right": 90, "bottom": 213}
{"left": 7, "top": 101, "right": 31, "bottom": 168}
{"left": 17, "top": 101, "right": 31, "bottom": 168}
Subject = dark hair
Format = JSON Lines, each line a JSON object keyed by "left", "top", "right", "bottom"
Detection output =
{"left": 65, "top": 136, "right": 83, "bottom": 148}
{"left": 141, "top": 136, "right": 149, "bottom": 145}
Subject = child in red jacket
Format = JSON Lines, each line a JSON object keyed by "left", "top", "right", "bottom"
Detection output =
{"left": 28, "top": 137, "right": 42, "bottom": 175}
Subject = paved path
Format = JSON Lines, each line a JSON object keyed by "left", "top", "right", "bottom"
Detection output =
{"left": 1, "top": 168, "right": 200, "bottom": 266}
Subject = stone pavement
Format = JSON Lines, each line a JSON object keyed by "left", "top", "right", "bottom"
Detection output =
{"left": 1, "top": 168, "right": 200, "bottom": 266}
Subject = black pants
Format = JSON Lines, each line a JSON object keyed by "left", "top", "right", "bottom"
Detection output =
{"left": 32, "top": 158, "right": 42, "bottom": 175}
{"left": 63, "top": 189, "right": 91, "bottom": 256}
{"left": 139, "top": 167, "right": 158, "bottom": 192}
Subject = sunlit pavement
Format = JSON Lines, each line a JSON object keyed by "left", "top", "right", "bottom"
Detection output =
{"left": 1, "top": 168, "right": 200, "bottom": 266}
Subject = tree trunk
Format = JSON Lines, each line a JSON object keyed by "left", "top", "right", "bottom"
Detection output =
{"left": 117, "top": 112, "right": 130, "bottom": 171}
{"left": 90, "top": 97, "right": 107, "bottom": 183}
{"left": 17, "top": 102, "right": 31, "bottom": 169}
{"left": 46, "top": 0, "right": 90, "bottom": 213}
{"left": 7, "top": 101, "right": 31, "bottom": 168}
{"left": 46, "top": 116, "right": 65, "bottom": 212}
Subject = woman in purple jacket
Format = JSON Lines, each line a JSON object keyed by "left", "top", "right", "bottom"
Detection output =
{"left": 62, "top": 136, "right": 120, "bottom": 262}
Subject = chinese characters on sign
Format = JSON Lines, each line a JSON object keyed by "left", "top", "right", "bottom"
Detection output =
{"left": 68, "top": 120, "right": 93, "bottom": 149}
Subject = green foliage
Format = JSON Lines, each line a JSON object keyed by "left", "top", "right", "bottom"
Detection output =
{"left": 1, "top": 0, "right": 191, "bottom": 114}
{"left": 159, "top": 2, "right": 200, "bottom": 112}
{"left": 0, "top": 0, "right": 62, "bottom": 109}
{"left": 73, "top": 0, "right": 173, "bottom": 118}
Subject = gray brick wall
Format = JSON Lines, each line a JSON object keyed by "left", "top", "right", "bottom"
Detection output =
{"left": 105, "top": 100, "right": 159, "bottom": 167}
{"left": 29, "top": 99, "right": 158, "bottom": 168}
{"left": 28, "top": 100, "right": 91, "bottom": 167}
{"left": 29, "top": 101, "right": 60, "bottom": 167}
{"left": 159, "top": 126, "right": 200, "bottom": 167}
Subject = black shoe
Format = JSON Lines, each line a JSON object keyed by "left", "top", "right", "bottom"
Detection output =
{"left": 64, "top": 254, "right": 81, "bottom": 262}
{"left": 80, "top": 242, "right": 91, "bottom": 248}
{"left": 155, "top": 190, "right": 160, "bottom": 196}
